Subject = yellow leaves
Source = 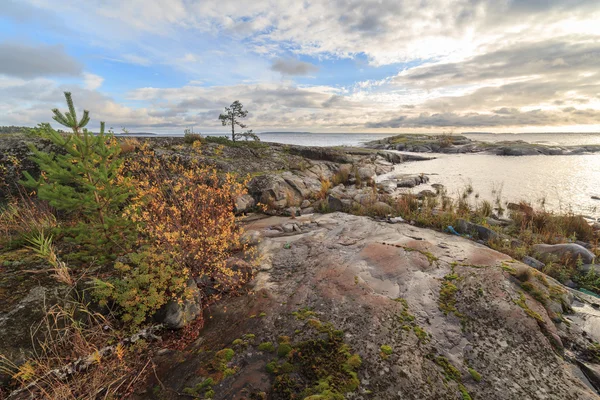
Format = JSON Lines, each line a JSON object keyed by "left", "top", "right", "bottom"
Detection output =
{"left": 115, "top": 343, "right": 125, "bottom": 361}
{"left": 12, "top": 361, "right": 36, "bottom": 383}
{"left": 90, "top": 350, "right": 102, "bottom": 365}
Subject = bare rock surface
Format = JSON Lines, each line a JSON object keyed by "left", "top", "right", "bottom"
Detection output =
{"left": 143, "top": 213, "right": 600, "bottom": 400}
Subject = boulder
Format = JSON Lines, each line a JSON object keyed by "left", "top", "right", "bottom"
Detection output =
{"left": 575, "top": 240, "right": 593, "bottom": 250}
{"left": 397, "top": 175, "right": 429, "bottom": 188}
{"left": 327, "top": 194, "right": 345, "bottom": 212}
{"left": 372, "top": 201, "right": 394, "bottom": 215}
{"left": 240, "top": 230, "right": 261, "bottom": 246}
{"left": 485, "top": 217, "right": 508, "bottom": 227}
{"left": 234, "top": 194, "right": 256, "bottom": 213}
{"left": 532, "top": 243, "right": 595, "bottom": 265}
{"left": 247, "top": 174, "right": 291, "bottom": 209}
{"left": 154, "top": 279, "right": 202, "bottom": 329}
{"left": 149, "top": 212, "right": 600, "bottom": 399}
{"left": 357, "top": 166, "right": 376, "bottom": 181}
{"left": 417, "top": 189, "right": 436, "bottom": 199}
{"left": 522, "top": 256, "right": 545, "bottom": 270}
{"left": 455, "top": 219, "right": 501, "bottom": 242}
{"left": 354, "top": 193, "right": 376, "bottom": 206}
{"left": 301, "top": 207, "right": 315, "bottom": 215}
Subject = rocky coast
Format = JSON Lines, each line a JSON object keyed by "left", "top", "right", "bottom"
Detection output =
{"left": 1, "top": 134, "right": 600, "bottom": 399}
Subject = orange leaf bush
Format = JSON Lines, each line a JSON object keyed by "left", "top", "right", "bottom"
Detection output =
{"left": 96, "top": 144, "right": 250, "bottom": 326}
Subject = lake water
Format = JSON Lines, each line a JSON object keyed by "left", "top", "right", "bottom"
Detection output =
{"left": 390, "top": 153, "right": 600, "bottom": 219}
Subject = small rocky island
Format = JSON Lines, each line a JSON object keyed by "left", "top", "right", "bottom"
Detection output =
{"left": 364, "top": 133, "right": 600, "bottom": 156}
{"left": 1, "top": 133, "right": 600, "bottom": 399}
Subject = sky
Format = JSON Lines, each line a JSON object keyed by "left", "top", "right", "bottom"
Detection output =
{"left": 1, "top": 0, "right": 600, "bottom": 134}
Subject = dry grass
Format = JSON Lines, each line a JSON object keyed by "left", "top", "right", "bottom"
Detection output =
{"left": 119, "top": 137, "right": 140, "bottom": 154}
{"left": 316, "top": 178, "right": 332, "bottom": 200}
{"left": 510, "top": 207, "right": 595, "bottom": 244}
{"left": 0, "top": 193, "right": 56, "bottom": 249}
{"left": 0, "top": 301, "right": 152, "bottom": 399}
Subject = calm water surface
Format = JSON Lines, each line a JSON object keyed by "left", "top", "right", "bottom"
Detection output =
{"left": 392, "top": 153, "right": 600, "bottom": 219}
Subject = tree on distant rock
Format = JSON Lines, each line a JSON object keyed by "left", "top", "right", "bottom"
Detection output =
{"left": 218, "top": 100, "right": 249, "bottom": 142}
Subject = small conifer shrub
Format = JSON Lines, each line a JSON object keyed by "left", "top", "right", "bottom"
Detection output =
{"left": 21, "top": 92, "right": 134, "bottom": 263}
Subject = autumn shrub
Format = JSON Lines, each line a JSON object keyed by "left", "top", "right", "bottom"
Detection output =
{"left": 93, "top": 246, "right": 188, "bottom": 326}
{"left": 95, "top": 145, "right": 248, "bottom": 325}
{"left": 184, "top": 131, "right": 204, "bottom": 144}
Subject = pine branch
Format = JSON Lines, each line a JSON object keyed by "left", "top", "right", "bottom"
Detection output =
{"left": 64, "top": 92, "right": 78, "bottom": 129}
{"left": 79, "top": 110, "right": 90, "bottom": 129}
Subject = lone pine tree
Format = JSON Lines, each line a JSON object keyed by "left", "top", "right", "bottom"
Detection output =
{"left": 218, "top": 100, "right": 249, "bottom": 142}
{"left": 22, "top": 92, "right": 134, "bottom": 263}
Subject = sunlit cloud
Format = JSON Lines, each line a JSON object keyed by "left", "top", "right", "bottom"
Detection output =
{"left": 0, "top": 0, "right": 599, "bottom": 132}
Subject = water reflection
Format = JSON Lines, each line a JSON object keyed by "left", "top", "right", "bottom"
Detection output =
{"left": 391, "top": 153, "right": 600, "bottom": 219}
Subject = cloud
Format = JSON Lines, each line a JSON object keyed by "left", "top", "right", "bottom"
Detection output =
{"left": 394, "top": 37, "right": 600, "bottom": 89}
{"left": 83, "top": 73, "right": 104, "bottom": 90}
{"left": 271, "top": 58, "right": 319, "bottom": 75}
{"left": 3, "top": 0, "right": 600, "bottom": 132}
{"left": 366, "top": 108, "right": 600, "bottom": 129}
{"left": 0, "top": 42, "right": 82, "bottom": 78}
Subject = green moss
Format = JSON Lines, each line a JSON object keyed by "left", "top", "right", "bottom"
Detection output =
{"left": 293, "top": 307, "right": 317, "bottom": 320}
{"left": 215, "top": 348, "right": 234, "bottom": 362}
{"left": 535, "top": 273, "right": 550, "bottom": 287}
{"left": 520, "top": 282, "right": 548, "bottom": 305}
{"left": 307, "top": 318, "right": 322, "bottom": 329}
{"left": 468, "top": 368, "right": 482, "bottom": 382}
{"left": 211, "top": 349, "right": 235, "bottom": 372}
{"left": 439, "top": 279, "right": 458, "bottom": 315}
{"left": 380, "top": 345, "right": 393, "bottom": 356}
{"left": 399, "top": 245, "right": 439, "bottom": 265}
{"left": 278, "top": 343, "right": 293, "bottom": 358}
{"left": 346, "top": 354, "right": 362, "bottom": 369}
{"left": 514, "top": 292, "right": 544, "bottom": 322}
{"left": 183, "top": 378, "right": 214, "bottom": 398}
{"left": 266, "top": 361, "right": 278, "bottom": 374}
{"left": 501, "top": 262, "right": 517, "bottom": 274}
{"left": 435, "top": 356, "right": 461, "bottom": 381}
{"left": 281, "top": 362, "right": 295, "bottom": 373}
{"left": 259, "top": 312, "right": 267, "bottom": 317}
{"left": 223, "top": 368, "right": 236, "bottom": 377}
{"left": 232, "top": 339, "right": 244, "bottom": 346}
{"left": 258, "top": 342, "right": 275, "bottom": 352}
{"left": 459, "top": 384, "right": 472, "bottom": 400}
{"left": 243, "top": 333, "right": 255, "bottom": 341}
{"left": 270, "top": 317, "right": 361, "bottom": 399}
{"left": 413, "top": 326, "right": 429, "bottom": 343}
